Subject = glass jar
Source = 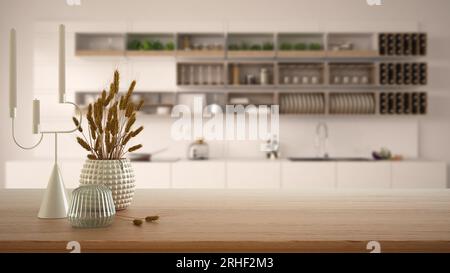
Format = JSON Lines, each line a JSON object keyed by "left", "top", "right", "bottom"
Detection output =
{"left": 260, "top": 68, "right": 269, "bottom": 85}
{"left": 68, "top": 184, "right": 116, "bottom": 228}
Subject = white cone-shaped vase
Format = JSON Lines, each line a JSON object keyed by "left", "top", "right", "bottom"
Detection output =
{"left": 38, "top": 163, "right": 69, "bottom": 219}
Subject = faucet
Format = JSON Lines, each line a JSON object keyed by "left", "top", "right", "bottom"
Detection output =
{"left": 315, "top": 122, "right": 329, "bottom": 158}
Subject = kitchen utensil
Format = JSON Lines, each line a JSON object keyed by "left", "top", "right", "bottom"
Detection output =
{"left": 302, "top": 76, "right": 309, "bottom": 85}
{"left": 260, "top": 68, "right": 269, "bottom": 85}
{"left": 343, "top": 76, "right": 350, "bottom": 85}
{"left": 128, "top": 153, "right": 151, "bottom": 162}
{"left": 333, "top": 76, "right": 341, "bottom": 84}
{"left": 187, "top": 139, "right": 209, "bottom": 160}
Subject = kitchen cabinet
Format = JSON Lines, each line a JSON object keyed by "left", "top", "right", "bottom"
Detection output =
{"left": 227, "top": 161, "right": 281, "bottom": 189}
{"left": 281, "top": 162, "right": 336, "bottom": 189}
{"left": 133, "top": 162, "right": 171, "bottom": 188}
{"left": 5, "top": 161, "right": 83, "bottom": 189}
{"left": 336, "top": 162, "right": 391, "bottom": 189}
{"left": 5, "top": 160, "right": 448, "bottom": 190}
{"left": 391, "top": 162, "right": 447, "bottom": 189}
{"left": 172, "top": 161, "right": 226, "bottom": 189}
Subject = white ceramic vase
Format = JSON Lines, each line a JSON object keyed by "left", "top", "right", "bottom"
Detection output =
{"left": 79, "top": 159, "right": 135, "bottom": 210}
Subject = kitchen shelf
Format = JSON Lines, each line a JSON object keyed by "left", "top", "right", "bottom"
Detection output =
{"left": 278, "top": 63, "right": 325, "bottom": 86}
{"left": 75, "top": 50, "right": 125, "bottom": 57}
{"left": 75, "top": 33, "right": 126, "bottom": 56}
{"left": 277, "top": 33, "right": 324, "bottom": 58}
{"left": 227, "top": 50, "right": 275, "bottom": 59}
{"left": 177, "top": 62, "right": 226, "bottom": 86}
{"left": 325, "top": 50, "right": 379, "bottom": 58}
{"left": 126, "top": 50, "right": 175, "bottom": 57}
{"left": 277, "top": 51, "right": 326, "bottom": 58}
{"left": 280, "top": 93, "right": 326, "bottom": 115}
{"left": 227, "top": 33, "right": 275, "bottom": 59}
{"left": 327, "top": 33, "right": 377, "bottom": 58}
{"left": 72, "top": 29, "right": 429, "bottom": 117}
{"left": 328, "top": 63, "right": 376, "bottom": 86}
{"left": 228, "top": 62, "right": 275, "bottom": 86}
{"left": 176, "top": 50, "right": 225, "bottom": 58}
{"left": 177, "top": 33, "right": 225, "bottom": 58}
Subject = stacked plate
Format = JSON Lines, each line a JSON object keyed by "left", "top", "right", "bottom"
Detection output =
{"left": 280, "top": 93, "right": 325, "bottom": 114}
{"left": 329, "top": 93, "right": 375, "bottom": 115}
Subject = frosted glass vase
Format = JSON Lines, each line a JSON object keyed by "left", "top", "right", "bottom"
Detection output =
{"left": 68, "top": 184, "right": 116, "bottom": 228}
{"left": 79, "top": 159, "right": 136, "bottom": 210}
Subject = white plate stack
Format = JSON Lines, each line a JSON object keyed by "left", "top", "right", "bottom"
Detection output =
{"left": 280, "top": 93, "right": 325, "bottom": 114}
{"left": 329, "top": 93, "right": 375, "bottom": 115}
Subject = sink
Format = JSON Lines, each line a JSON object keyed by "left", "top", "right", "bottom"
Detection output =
{"left": 288, "top": 157, "right": 371, "bottom": 162}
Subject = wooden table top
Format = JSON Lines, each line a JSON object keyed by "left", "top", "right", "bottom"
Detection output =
{"left": 0, "top": 189, "right": 449, "bottom": 253}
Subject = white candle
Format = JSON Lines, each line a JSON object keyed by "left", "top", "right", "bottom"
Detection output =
{"left": 59, "top": 24, "right": 66, "bottom": 103}
{"left": 10, "top": 28, "right": 17, "bottom": 118}
{"left": 32, "top": 99, "right": 40, "bottom": 134}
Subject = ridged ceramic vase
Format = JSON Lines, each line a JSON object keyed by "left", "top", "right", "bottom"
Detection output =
{"left": 79, "top": 159, "right": 135, "bottom": 210}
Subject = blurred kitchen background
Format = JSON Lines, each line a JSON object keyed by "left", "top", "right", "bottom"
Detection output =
{"left": 1, "top": 0, "right": 450, "bottom": 189}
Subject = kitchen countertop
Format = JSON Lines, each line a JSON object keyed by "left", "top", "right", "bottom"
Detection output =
{"left": 0, "top": 189, "right": 449, "bottom": 253}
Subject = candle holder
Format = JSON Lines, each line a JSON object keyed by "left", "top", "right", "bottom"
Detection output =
{"left": 11, "top": 102, "right": 82, "bottom": 219}
{"left": 9, "top": 25, "right": 82, "bottom": 219}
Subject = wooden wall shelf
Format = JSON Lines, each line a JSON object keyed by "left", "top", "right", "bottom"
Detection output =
{"left": 126, "top": 50, "right": 175, "bottom": 57}
{"left": 326, "top": 50, "right": 379, "bottom": 58}
{"left": 73, "top": 30, "right": 428, "bottom": 117}
{"left": 176, "top": 50, "right": 225, "bottom": 58}
{"left": 75, "top": 50, "right": 125, "bottom": 57}
{"left": 278, "top": 50, "right": 326, "bottom": 58}
{"left": 228, "top": 51, "right": 275, "bottom": 58}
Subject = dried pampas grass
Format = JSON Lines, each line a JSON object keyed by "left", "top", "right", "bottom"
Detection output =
{"left": 74, "top": 70, "right": 144, "bottom": 160}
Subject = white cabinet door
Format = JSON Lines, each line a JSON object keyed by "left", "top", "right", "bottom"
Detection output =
{"left": 227, "top": 161, "right": 281, "bottom": 189}
{"left": 281, "top": 162, "right": 336, "bottom": 189}
{"left": 133, "top": 162, "right": 171, "bottom": 189}
{"left": 6, "top": 161, "right": 83, "bottom": 189}
{"left": 392, "top": 162, "right": 447, "bottom": 189}
{"left": 172, "top": 161, "right": 226, "bottom": 189}
{"left": 337, "top": 162, "right": 391, "bottom": 189}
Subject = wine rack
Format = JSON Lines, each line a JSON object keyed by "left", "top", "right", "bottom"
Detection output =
{"left": 379, "top": 62, "right": 427, "bottom": 86}
{"left": 379, "top": 33, "right": 427, "bottom": 56}
{"left": 379, "top": 92, "right": 427, "bottom": 115}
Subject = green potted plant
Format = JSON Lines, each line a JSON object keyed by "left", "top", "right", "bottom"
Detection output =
{"left": 228, "top": 44, "right": 239, "bottom": 51}
{"left": 294, "top": 43, "right": 307, "bottom": 50}
{"left": 139, "top": 40, "right": 153, "bottom": 50}
{"left": 128, "top": 40, "right": 141, "bottom": 50}
{"left": 309, "top": 43, "right": 323, "bottom": 51}
{"left": 280, "top": 42, "right": 293, "bottom": 51}
{"left": 240, "top": 42, "right": 250, "bottom": 50}
{"left": 74, "top": 70, "right": 144, "bottom": 210}
{"left": 165, "top": 41, "right": 175, "bottom": 51}
{"left": 152, "top": 40, "right": 164, "bottom": 50}
{"left": 250, "top": 44, "right": 262, "bottom": 50}
{"left": 262, "top": 42, "right": 274, "bottom": 51}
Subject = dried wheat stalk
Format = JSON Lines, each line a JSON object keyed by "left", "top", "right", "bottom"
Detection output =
{"left": 74, "top": 70, "right": 144, "bottom": 160}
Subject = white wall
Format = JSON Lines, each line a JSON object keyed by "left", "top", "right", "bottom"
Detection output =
{"left": 1, "top": 0, "right": 450, "bottom": 187}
